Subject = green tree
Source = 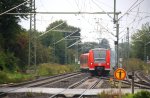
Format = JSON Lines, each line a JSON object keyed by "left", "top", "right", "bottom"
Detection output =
{"left": 40, "top": 20, "right": 81, "bottom": 64}
{"left": 131, "top": 23, "right": 150, "bottom": 60}
{"left": 0, "top": 0, "right": 30, "bottom": 71}
{"left": 0, "top": 0, "right": 30, "bottom": 51}
{"left": 99, "top": 38, "right": 110, "bottom": 49}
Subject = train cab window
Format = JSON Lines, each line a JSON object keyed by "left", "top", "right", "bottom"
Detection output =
{"left": 93, "top": 50, "right": 106, "bottom": 62}
{"left": 80, "top": 55, "right": 88, "bottom": 64}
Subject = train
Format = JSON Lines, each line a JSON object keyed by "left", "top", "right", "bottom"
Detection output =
{"left": 80, "top": 48, "right": 111, "bottom": 76}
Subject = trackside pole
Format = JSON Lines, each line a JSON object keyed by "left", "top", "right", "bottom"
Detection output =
{"left": 119, "top": 80, "right": 121, "bottom": 98}
{"left": 132, "top": 71, "right": 134, "bottom": 94}
{"left": 114, "top": 68, "right": 126, "bottom": 98}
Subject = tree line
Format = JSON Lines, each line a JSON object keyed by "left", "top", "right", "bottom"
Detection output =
{"left": 0, "top": 0, "right": 81, "bottom": 72}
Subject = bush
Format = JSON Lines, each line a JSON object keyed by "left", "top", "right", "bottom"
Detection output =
{"left": 0, "top": 71, "right": 9, "bottom": 83}
{"left": 0, "top": 71, "right": 32, "bottom": 84}
{"left": 0, "top": 51, "right": 6, "bottom": 71}
{"left": 133, "top": 91, "right": 150, "bottom": 98}
{"left": 122, "top": 58, "right": 145, "bottom": 71}
{"left": 0, "top": 51, "right": 19, "bottom": 72}
{"left": 36, "top": 63, "right": 78, "bottom": 76}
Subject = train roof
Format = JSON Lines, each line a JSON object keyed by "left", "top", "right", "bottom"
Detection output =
{"left": 91, "top": 48, "right": 109, "bottom": 51}
{"left": 80, "top": 53, "right": 89, "bottom": 56}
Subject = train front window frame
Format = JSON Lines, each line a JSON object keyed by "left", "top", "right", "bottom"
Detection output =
{"left": 93, "top": 50, "right": 106, "bottom": 62}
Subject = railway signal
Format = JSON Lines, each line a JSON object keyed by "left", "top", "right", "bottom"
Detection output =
{"left": 114, "top": 68, "right": 126, "bottom": 80}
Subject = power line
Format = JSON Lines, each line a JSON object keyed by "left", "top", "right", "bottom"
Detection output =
{"left": 118, "top": 0, "right": 145, "bottom": 20}
{"left": 118, "top": 0, "right": 139, "bottom": 20}
{"left": 39, "top": 21, "right": 66, "bottom": 37}
{"left": 54, "top": 29, "right": 79, "bottom": 45}
{"left": 91, "top": 0, "right": 113, "bottom": 19}
{"left": 0, "top": 0, "right": 30, "bottom": 16}
{"left": 130, "top": 11, "right": 150, "bottom": 15}
{"left": 6, "top": 11, "right": 121, "bottom": 15}
{"left": 119, "top": 4, "right": 141, "bottom": 37}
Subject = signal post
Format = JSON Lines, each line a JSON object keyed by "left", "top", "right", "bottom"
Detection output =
{"left": 114, "top": 68, "right": 126, "bottom": 98}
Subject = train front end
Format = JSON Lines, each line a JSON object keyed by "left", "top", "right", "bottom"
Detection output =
{"left": 88, "top": 48, "right": 110, "bottom": 76}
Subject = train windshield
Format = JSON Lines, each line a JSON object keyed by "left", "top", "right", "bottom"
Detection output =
{"left": 93, "top": 50, "right": 106, "bottom": 62}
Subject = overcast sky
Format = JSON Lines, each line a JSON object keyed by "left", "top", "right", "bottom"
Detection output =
{"left": 20, "top": 0, "right": 150, "bottom": 48}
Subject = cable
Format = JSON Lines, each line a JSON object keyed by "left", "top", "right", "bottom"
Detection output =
{"left": 39, "top": 21, "right": 66, "bottom": 37}
{"left": 130, "top": 11, "right": 150, "bottom": 15}
{"left": 91, "top": 0, "right": 113, "bottom": 19}
{"left": 96, "top": 0, "right": 113, "bottom": 9}
{"left": 54, "top": 29, "right": 79, "bottom": 45}
{"left": 119, "top": 0, "right": 144, "bottom": 20}
{"left": 118, "top": 0, "right": 139, "bottom": 20}
{"left": 119, "top": 4, "right": 141, "bottom": 36}
{"left": 0, "top": 0, "right": 30, "bottom": 16}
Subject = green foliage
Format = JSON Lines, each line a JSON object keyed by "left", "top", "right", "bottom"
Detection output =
{"left": 131, "top": 23, "right": 150, "bottom": 60}
{"left": 0, "top": 51, "right": 19, "bottom": 71}
{"left": 98, "top": 91, "right": 150, "bottom": 98}
{"left": 97, "top": 90, "right": 120, "bottom": 98}
{"left": 133, "top": 91, "right": 150, "bottom": 98}
{"left": 0, "top": 0, "right": 30, "bottom": 51}
{"left": 0, "top": 71, "right": 32, "bottom": 84}
{"left": 0, "top": 71, "right": 9, "bottom": 83}
{"left": 40, "top": 20, "right": 81, "bottom": 64}
{"left": 122, "top": 93, "right": 133, "bottom": 98}
{"left": 0, "top": 0, "right": 30, "bottom": 71}
{"left": 99, "top": 38, "right": 110, "bottom": 49}
{"left": 15, "top": 32, "right": 29, "bottom": 68}
{"left": 122, "top": 58, "right": 150, "bottom": 73}
{"left": 36, "top": 63, "right": 78, "bottom": 76}
{"left": 5, "top": 52, "right": 19, "bottom": 71}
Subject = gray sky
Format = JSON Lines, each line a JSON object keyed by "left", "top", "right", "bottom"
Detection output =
{"left": 20, "top": 0, "right": 150, "bottom": 48}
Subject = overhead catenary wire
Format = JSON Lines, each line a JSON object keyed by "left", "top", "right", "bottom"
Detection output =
{"left": 118, "top": 0, "right": 145, "bottom": 20}
{"left": 91, "top": 0, "right": 113, "bottom": 19}
{"left": 67, "top": 39, "right": 81, "bottom": 48}
{"left": 39, "top": 21, "right": 66, "bottom": 37}
{"left": 0, "top": 0, "right": 30, "bottom": 16}
{"left": 119, "top": 4, "right": 141, "bottom": 36}
{"left": 54, "top": 29, "right": 79, "bottom": 45}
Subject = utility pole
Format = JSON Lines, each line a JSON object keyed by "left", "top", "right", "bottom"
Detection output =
{"left": 127, "top": 28, "right": 129, "bottom": 67}
{"left": 65, "top": 33, "right": 67, "bottom": 64}
{"left": 132, "top": 71, "right": 134, "bottom": 94}
{"left": 114, "top": 0, "right": 122, "bottom": 98}
{"left": 28, "top": 0, "right": 36, "bottom": 70}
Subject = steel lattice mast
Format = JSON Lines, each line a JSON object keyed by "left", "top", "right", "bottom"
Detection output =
{"left": 28, "top": 0, "right": 36, "bottom": 69}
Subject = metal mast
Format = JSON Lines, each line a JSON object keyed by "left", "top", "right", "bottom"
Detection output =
{"left": 28, "top": 0, "right": 36, "bottom": 69}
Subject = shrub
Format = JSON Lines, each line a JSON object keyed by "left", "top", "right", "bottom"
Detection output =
{"left": 133, "top": 91, "right": 150, "bottom": 98}
{"left": 0, "top": 71, "right": 9, "bottom": 83}
{"left": 36, "top": 63, "right": 78, "bottom": 76}
{"left": 0, "top": 51, "right": 19, "bottom": 72}
{"left": 122, "top": 58, "right": 145, "bottom": 71}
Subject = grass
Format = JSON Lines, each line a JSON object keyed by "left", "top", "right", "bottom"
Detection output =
{"left": 98, "top": 90, "right": 150, "bottom": 98}
{"left": 0, "top": 63, "right": 80, "bottom": 84}
{"left": 36, "top": 63, "right": 79, "bottom": 76}
{"left": 0, "top": 71, "right": 33, "bottom": 84}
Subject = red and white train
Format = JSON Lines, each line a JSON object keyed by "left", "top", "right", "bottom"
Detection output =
{"left": 80, "top": 48, "right": 111, "bottom": 76}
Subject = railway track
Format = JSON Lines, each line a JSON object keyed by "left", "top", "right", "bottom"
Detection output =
{"left": 9, "top": 72, "right": 84, "bottom": 87}
{"left": 1, "top": 71, "right": 150, "bottom": 98}
{"left": 0, "top": 72, "right": 88, "bottom": 97}
{"left": 135, "top": 71, "right": 150, "bottom": 85}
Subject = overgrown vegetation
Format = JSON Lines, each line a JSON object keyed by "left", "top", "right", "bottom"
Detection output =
{"left": 122, "top": 58, "right": 150, "bottom": 75}
{"left": 0, "top": 71, "right": 32, "bottom": 84}
{"left": 98, "top": 90, "right": 150, "bottom": 98}
{"left": 118, "top": 23, "right": 150, "bottom": 73}
{"left": 0, "top": 63, "right": 80, "bottom": 84}
{"left": 36, "top": 63, "right": 79, "bottom": 76}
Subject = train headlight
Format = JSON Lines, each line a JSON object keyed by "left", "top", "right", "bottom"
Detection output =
{"left": 91, "top": 63, "right": 93, "bottom": 65}
{"left": 107, "top": 63, "right": 109, "bottom": 65}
